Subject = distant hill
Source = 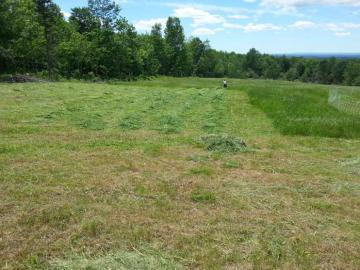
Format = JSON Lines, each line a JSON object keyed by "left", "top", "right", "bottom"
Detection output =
{"left": 274, "top": 53, "right": 360, "bottom": 59}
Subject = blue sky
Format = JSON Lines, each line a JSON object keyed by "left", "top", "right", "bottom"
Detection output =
{"left": 55, "top": 0, "right": 360, "bottom": 54}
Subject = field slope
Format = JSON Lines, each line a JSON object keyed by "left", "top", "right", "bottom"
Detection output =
{"left": 0, "top": 78, "right": 360, "bottom": 269}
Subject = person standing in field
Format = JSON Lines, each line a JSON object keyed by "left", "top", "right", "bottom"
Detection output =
{"left": 223, "top": 80, "right": 228, "bottom": 88}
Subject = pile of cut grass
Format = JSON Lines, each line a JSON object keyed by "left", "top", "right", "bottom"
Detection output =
{"left": 200, "top": 134, "right": 247, "bottom": 153}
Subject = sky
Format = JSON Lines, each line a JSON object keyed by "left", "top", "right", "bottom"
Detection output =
{"left": 55, "top": 0, "right": 360, "bottom": 54}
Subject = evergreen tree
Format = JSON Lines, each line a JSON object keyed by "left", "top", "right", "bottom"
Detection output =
{"left": 164, "top": 17, "right": 187, "bottom": 76}
{"left": 35, "top": 0, "right": 64, "bottom": 78}
{"left": 0, "top": 0, "right": 15, "bottom": 72}
{"left": 150, "top": 23, "right": 166, "bottom": 74}
{"left": 245, "top": 48, "right": 262, "bottom": 77}
{"left": 188, "top": 37, "right": 207, "bottom": 76}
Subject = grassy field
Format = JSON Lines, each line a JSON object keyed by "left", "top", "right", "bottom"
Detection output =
{"left": 1, "top": 77, "right": 360, "bottom": 269}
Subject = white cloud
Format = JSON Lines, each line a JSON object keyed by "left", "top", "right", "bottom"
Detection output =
{"left": 322, "top": 22, "right": 360, "bottom": 36}
{"left": 192, "top": 27, "right": 223, "bottom": 35}
{"left": 222, "top": 22, "right": 244, "bottom": 29}
{"left": 228, "top": 14, "right": 250, "bottom": 19}
{"left": 134, "top": 18, "right": 167, "bottom": 31}
{"left": 325, "top": 23, "right": 344, "bottom": 32}
{"left": 324, "top": 22, "right": 360, "bottom": 31}
{"left": 291, "top": 20, "right": 316, "bottom": 29}
{"left": 223, "top": 22, "right": 284, "bottom": 32}
{"left": 61, "top": 11, "right": 71, "bottom": 20}
{"left": 172, "top": 7, "right": 225, "bottom": 26}
{"left": 335, "top": 31, "right": 351, "bottom": 36}
{"left": 260, "top": 0, "right": 360, "bottom": 9}
{"left": 341, "top": 22, "right": 360, "bottom": 28}
{"left": 243, "top": 23, "right": 284, "bottom": 31}
{"left": 165, "top": 3, "right": 253, "bottom": 16}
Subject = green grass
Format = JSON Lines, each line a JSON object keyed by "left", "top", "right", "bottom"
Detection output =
{"left": 245, "top": 81, "right": 360, "bottom": 138}
{"left": 191, "top": 188, "right": 216, "bottom": 203}
{"left": 0, "top": 77, "right": 360, "bottom": 269}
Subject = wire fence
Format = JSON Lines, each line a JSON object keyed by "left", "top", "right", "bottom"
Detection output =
{"left": 328, "top": 88, "right": 360, "bottom": 116}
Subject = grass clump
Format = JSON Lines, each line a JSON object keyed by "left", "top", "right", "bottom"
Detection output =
{"left": 23, "top": 205, "right": 75, "bottom": 229}
{"left": 119, "top": 115, "right": 143, "bottom": 130}
{"left": 189, "top": 166, "right": 214, "bottom": 176}
{"left": 81, "top": 218, "right": 106, "bottom": 237}
{"left": 79, "top": 117, "right": 106, "bottom": 130}
{"left": 201, "top": 134, "right": 247, "bottom": 153}
{"left": 71, "top": 113, "right": 106, "bottom": 130}
{"left": 191, "top": 188, "right": 216, "bottom": 203}
{"left": 157, "top": 114, "right": 182, "bottom": 134}
{"left": 134, "top": 184, "right": 150, "bottom": 197}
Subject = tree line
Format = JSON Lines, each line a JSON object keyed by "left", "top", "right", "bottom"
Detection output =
{"left": 1, "top": 0, "right": 360, "bottom": 86}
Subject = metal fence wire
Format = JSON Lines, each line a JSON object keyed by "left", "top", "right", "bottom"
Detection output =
{"left": 328, "top": 88, "right": 360, "bottom": 116}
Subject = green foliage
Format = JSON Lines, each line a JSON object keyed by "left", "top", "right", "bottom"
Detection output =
{"left": 245, "top": 48, "right": 263, "bottom": 77}
{"left": 164, "top": 17, "right": 187, "bottom": 76}
{"left": 149, "top": 23, "right": 166, "bottom": 75}
{"left": 344, "top": 61, "right": 360, "bottom": 86}
{"left": 69, "top": 7, "right": 100, "bottom": 34}
{"left": 35, "top": 0, "right": 66, "bottom": 78}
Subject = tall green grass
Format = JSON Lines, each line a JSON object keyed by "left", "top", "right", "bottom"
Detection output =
{"left": 246, "top": 84, "right": 360, "bottom": 138}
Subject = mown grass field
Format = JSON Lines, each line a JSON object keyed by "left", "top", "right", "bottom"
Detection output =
{"left": 1, "top": 77, "right": 360, "bottom": 269}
